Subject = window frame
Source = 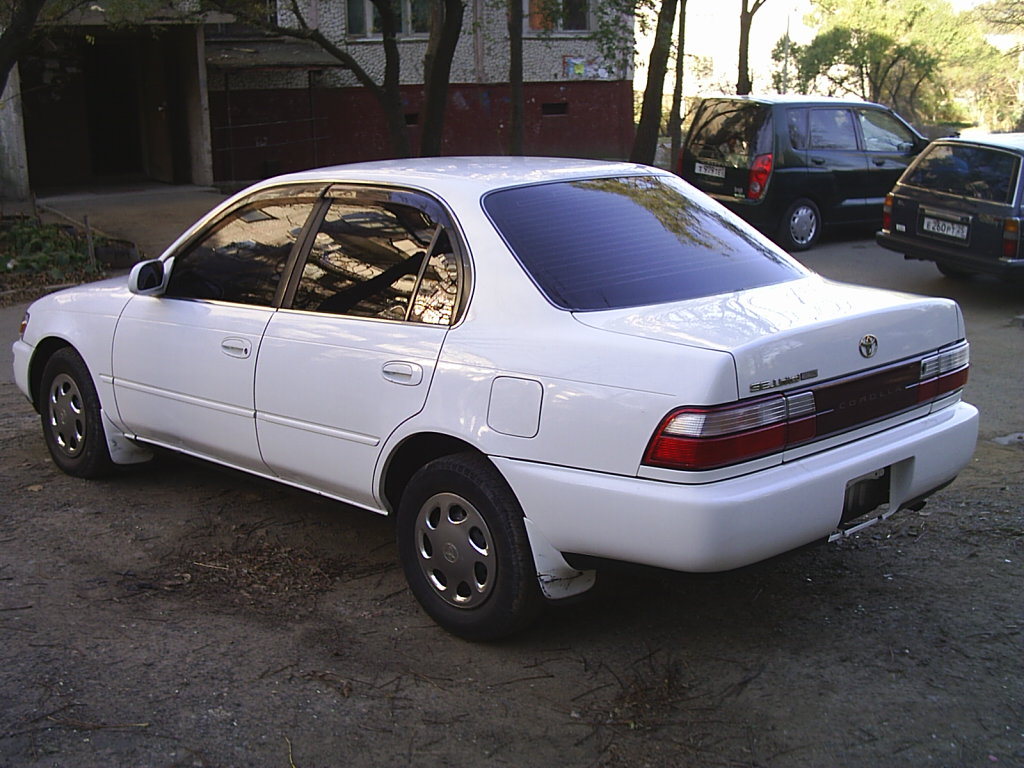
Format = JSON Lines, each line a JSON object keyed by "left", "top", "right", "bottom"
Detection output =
{"left": 524, "top": 0, "right": 592, "bottom": 36}
{"left": 346, "top": 0, "right": 432, "bottom": 38}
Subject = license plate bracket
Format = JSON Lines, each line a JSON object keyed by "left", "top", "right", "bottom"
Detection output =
{"left": 841, "top": 467, "right": 891, "bottom": 525}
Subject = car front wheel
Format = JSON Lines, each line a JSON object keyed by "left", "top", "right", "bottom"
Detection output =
{"left": 38, "top": 347, "right": 113, "bottom": 478}
{"left": 778, "top": 198, "right": 821, "bottom": 251}
{"left": 396, "top": 453, "right": 542, "bottom": 640}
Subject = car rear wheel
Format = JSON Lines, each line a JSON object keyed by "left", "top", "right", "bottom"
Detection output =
{"left": 778, "top": 198, "right": 821, "bottom": 251}
{"left": 396, "top": 452, "right": 542, "bottom": 640}
{"left": 39, "top": 347, "right": 113, "bottom": 478}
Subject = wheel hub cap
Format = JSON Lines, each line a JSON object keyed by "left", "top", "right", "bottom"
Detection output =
{"left": 47, "top": 373, "right": 86, "bottom": 458}
{"left": 414, "top": 492, "right": 495, "bottom": 609}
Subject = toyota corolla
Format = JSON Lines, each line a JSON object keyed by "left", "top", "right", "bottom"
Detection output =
{"left": 12, "top": 158, "right": 979, "bottom": 640}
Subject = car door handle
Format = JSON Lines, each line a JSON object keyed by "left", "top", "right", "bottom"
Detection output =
{"left": 872, "top": 158, "right": 886, "bottom": 166}
{"left": 810, "top": 156, "right": 827, "bottom": 166}
{"left": 382, "top": 361, "right": 423, "bottom": 386}
{"left": 221, "top": 337, "right": 252, "bottom": 359}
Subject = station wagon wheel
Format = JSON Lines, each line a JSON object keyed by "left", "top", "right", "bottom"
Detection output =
{"left": 38, "top": 347, "right": 113, "bottom": 478}
{"left": 397, "top": 453, "right": 542, "bottom": 640}
{"left": 778, "top": 198, "right": 821, "bottom": 251}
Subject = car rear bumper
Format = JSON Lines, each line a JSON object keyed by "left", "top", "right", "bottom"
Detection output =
{"left": 493, "top": 401, "right": 978, "bottom": 573}
{"left": 876, "top": 231, "right": 1024, "bottom": 277}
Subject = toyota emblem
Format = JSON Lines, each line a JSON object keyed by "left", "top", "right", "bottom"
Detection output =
{"left": 859, "top": 334, "right": 879, "bottom": 358}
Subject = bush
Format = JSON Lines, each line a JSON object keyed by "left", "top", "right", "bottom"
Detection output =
{"left": 1, "top": 217, "right": 103, "bottom": 282}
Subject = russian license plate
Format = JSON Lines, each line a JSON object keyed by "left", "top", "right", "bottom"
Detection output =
{"left": 922, "top": 216, "right": 968, "bottom": 240}
{"left": 695, "top": 162, "right": 726, "bottom": 179}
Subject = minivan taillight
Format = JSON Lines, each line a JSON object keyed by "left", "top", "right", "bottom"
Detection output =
{"left": 747, "top": 154, "right": 773, "bottom": 200}
{"left": 882, "top": 193, "right": 894, "bottom": 233}
{"left": 1002, "top": 217, "right": 1021, "bottom": 260}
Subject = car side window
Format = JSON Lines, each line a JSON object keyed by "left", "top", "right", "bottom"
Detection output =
{"left": 165, "top": 193, "right": 319, "bottom": 306}
{"left": 809, "top": 109, "right": 859, "bottom": 151}
{"left": 858, "top": 109, "right": 916, "bottom": 152}
{"left": 292, "top": 194, "right": 459, "bottom": 325}
{"left": 788, "top": 108, "right": 808, "bottom": 150}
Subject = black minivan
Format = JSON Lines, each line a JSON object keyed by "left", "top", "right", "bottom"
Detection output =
{"left": 679, "top": 96, "right": 928, "bottom": 250}
{"left": 877, "top": 134, "right": 1024, "bottom": 279}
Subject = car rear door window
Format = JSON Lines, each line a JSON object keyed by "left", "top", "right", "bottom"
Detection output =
{"left": 808, "top": 109, "right": 859, "bottom": 151}
{"left": 904, "top": 144, "right": 1021, "bottom": 204}
{"left": 484, "top": 174, "right": 803, "bottom": 311}
{"left": 291, "top": 192, "right": 460, "bottom": 325}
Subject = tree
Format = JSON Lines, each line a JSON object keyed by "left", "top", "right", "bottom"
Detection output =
{"left": 778, "top": 0, "right": 1020, "bottom": 128}
{"left": 631, "top": 0, "right": 677, "bottom": 164}
{"left": 666, "top": 0, "right": 686, "bottom": 169}
{"left": 0, "top": 0, "right": 48, "bottom": 98}
{"left": 737, "top": 0, "right": 769, "bottom": 94}
{"left": 211, "top": 0, "right": 464, "bottom": 157}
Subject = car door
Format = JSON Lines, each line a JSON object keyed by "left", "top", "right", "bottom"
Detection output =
{"left": 254, "top": 187, "right": 464, "bottom": 509}
{"left": 855, "top": 106, "right": 923, "bottom": 207}
{"left": 111, "top": 186, "right": 322, "bottom": 470}
{"left": 806, "top": 107, "right": 871, "bottom": 223}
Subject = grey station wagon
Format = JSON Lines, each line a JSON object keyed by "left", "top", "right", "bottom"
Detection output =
{"left": 877, "top": 133, "right": 1024, "bottom": 279}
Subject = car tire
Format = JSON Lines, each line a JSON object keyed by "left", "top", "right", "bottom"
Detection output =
{"left": 396, "top": 452, "right": 542, "bottom": 640}
{"left": 778, "top": 198, "right": 821, "bottom": 251}
{"left": 38, "top": 347, "right": 113, "bottom": 478}
{"left": 936, "top": 262, "right": 974, "bottom": 279}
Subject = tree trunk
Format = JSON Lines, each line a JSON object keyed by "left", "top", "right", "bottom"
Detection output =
{"left": 0, "top": 0, "right": 48, "bottom": 97}
{"left": 630, "top": 0, "right": 678, "bottom": 165}
{"left": 667, "top": 0, "right": 687, "bottom": 170}
{"left": 507, "top": 0, "right": 524, "bottom": 155}
{"left": 420, "top": 0, "right": 464, "bottom": 157}
{"left": 737, "top": 0, "right": 753, "bottom": 94}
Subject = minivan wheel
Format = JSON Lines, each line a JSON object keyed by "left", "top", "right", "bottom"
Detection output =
{"left": 778, "top": 199, "right": 821, "bottom": 251}
{"left": 396, "top": 453, "right": 542, "bottom": 641}
{"left": 936, "top": 262, "right": 974, "bottom": 279}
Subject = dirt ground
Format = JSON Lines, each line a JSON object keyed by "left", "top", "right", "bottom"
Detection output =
{"left": 1, "top": 232, "right": 1022, "bottom": 768}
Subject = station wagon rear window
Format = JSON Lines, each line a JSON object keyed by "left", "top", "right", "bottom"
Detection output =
{"left": 903, "top": 143, "right": 1021, "bottom": 204}
{"left": 483, "top": 175, "right": 803, "bottom": 311}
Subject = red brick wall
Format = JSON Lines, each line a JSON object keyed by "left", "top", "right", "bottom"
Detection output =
{"left": 208, "top": 80, "right": 635, "bottom": 182}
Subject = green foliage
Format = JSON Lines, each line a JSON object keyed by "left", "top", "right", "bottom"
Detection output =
{"left": 0, "top": 218, "right": 101, "bottom": 281}
{"left": 774, "top": 0, "right": 1022, "bottom": 130}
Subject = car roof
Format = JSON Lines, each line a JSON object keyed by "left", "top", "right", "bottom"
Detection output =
{"left": 930, "top": 133, "right": 1024, "bottom": 153}
{"left": 697, "top": 94, "right": 887, "bottom": 109}
{"left": 251, "top": 156, "right": 662, "bottom": 197}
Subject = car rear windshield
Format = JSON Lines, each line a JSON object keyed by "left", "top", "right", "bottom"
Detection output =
{"left": 483, "top": 175, "right": 804, "bottom": 311}
{"left": 903, "top": 143, "right": 1021, "bottom": 204}
{"left": 685, "top": 101, "right": 773, "bottom": 166}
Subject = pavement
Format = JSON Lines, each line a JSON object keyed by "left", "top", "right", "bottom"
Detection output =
{"left": 28, "top": 183, "right": 229, "bottom": 261}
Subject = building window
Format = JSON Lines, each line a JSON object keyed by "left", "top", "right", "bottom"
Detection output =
{"left": 347, "top": 0, "right": 432, "bottom": 36}
{"left": 527, "top": 0, "right": 590, "bottom": 33}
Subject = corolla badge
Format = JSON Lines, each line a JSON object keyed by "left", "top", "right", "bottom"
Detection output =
{"left": 859, "top": 334, "right": 879, "bottom": 358}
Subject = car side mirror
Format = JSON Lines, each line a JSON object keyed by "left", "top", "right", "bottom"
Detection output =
{"left": 128, "top": 259, "right": 168, "bottom": 296}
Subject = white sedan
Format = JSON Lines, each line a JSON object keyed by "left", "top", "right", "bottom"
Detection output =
{"left": 12, "top": 158, "right": 979, "bottom": 640}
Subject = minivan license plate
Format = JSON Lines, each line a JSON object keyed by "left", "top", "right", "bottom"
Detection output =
{"left": 695, "top": 162, "right": 726, "bottom": 179}
{"left": 922, "top": 216, "right": 968, "bottom": 241}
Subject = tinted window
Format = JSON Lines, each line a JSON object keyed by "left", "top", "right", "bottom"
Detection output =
{"left": 165, "top": 193, "right": 318, "bottom": 305}
{"left": 809, "top": 109, "right": 859, "bottom": 150}
{"left": 686, "top": 101, "right": 773, "bottom": 165}
{"left": 292, "top": 194, "right": 459, "bottom": 324}
{"left": 857, "top": 109, "right": 915, "bottom": 152}
{"left": 904, "top": 144, "right": 1021, "bottom": 204}
{"left": 484, "top": 175, "right": 803, "bottom": 311}
{"left": 788, "top": 108, "right": 808, "bottom": 150}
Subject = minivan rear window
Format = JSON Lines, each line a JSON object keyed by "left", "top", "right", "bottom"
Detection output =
{"left": 483, "top": 175, "right": 803, "bottom": 311}
{"left": 685, "top": 101, "right": 773, "bottom": 165}
{"left": 903, "top": 143, "right": 1021, "bottom": 204}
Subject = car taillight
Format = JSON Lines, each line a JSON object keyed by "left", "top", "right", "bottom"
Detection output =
{"left": 1002, "top": 217, "right": 1021, "bottom": 261}
{"left": 644, "top": 342, "right": 970, "bottom": 472}
{"left": 917, "top": 342, "right": 970, "bottom": 403}
{"left": 747, "top": 154, "right": 773, "bottom": 200}
{"left": 881, "top": 193, "right": 893, "bottom": 233}
{"left": 644, "top": 392, "right": 816, "bottom": 471}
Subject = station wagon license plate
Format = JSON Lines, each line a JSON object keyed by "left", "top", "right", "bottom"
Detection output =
{"left": 922, "top": 216, "right": 968, "bottom": 241}
{"left": 695, "top": 162, "right": 726, "bottom": 179}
